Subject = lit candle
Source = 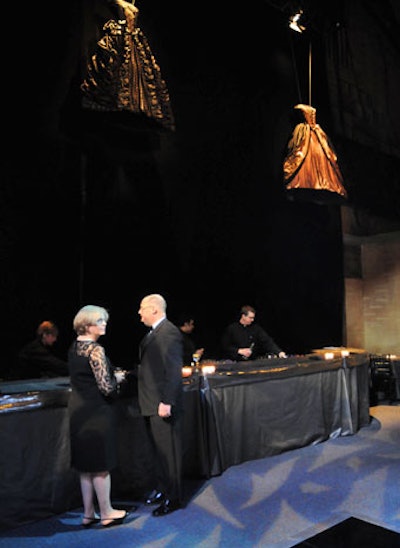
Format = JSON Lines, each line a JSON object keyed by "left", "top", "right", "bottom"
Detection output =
{"left": 201, "top": 365, "right": 216, "bottom": 376}
{"left": 341, "top": 350, "right": 350, "bottom": 357}
{"left": 324, "top": 352, "right": 334, "bottom": 360}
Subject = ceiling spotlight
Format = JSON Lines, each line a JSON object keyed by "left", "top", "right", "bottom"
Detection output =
{"left": 289, "top": 10, "right": 306, "bottom": 33}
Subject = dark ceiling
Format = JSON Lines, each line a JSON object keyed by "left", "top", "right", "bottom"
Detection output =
{"left": 2, "top": 0, "right": 400, "bottom": 375}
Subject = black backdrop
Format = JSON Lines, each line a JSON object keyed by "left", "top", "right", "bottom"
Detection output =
{"left": 2, "top": 1, "right": 399, "bottom": 377}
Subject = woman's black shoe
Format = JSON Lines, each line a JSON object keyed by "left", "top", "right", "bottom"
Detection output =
{"left": 82, "top": 516, "right": 101, "bottom": 528}
{"left": 101, "top": 511, "right": 128, "bottom": 527}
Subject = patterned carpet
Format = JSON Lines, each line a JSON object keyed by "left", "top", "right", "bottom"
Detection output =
{"left": 0, "top": 405, "right": 399, "bottom": 547}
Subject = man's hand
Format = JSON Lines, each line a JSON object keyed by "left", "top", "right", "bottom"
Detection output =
{"left": 158, "top": 402, "right": 172, "bottom": 418}
{"left": 238, "top": 348, "right": 253, "bottom": 359}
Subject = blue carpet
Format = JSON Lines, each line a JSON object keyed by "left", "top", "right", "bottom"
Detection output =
{"left": 0, "top": 405, "right": 399, "bottom": 548}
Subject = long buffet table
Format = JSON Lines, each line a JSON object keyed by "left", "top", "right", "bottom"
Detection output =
{"left": 0, "top": 353, "right": 370, "bottom": 530}
{"left": 200, "top": 353, "right": 370, "bottom": 476}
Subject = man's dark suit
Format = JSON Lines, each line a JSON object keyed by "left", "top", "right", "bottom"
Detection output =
{"left": 138, "top": 318, "right": 184, "bottom": 504}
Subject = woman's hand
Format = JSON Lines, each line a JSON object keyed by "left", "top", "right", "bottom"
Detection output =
{"left": 114, "top": 369, "right": 126, "bottom": 383}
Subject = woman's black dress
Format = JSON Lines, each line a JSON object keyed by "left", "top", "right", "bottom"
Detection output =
{"left": 68, "top": 340, "right": 119, "bottom": 473}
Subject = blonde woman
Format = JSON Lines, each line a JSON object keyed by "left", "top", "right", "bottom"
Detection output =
{"left": 67, "top": 305, "right": 127, "bottom": 528}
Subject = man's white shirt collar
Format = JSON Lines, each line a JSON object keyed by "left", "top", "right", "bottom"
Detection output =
{"left": 152, "top": 316, "right": 166, "bottom": 330}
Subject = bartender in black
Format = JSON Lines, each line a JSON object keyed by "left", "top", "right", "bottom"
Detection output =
{"left": 221, "top": 305, "right": 287, "bottom": 361}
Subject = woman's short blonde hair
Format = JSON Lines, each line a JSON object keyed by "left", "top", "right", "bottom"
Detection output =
{"left": 73, "top": 305, "right": 109, "bottom": 335}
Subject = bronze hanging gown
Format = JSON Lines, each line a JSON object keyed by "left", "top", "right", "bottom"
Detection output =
{"left": 81, "top": 0, "right": 175, "bottom": 131}
{"left": 283, "top": 104, "right": 347, "bottom": 201}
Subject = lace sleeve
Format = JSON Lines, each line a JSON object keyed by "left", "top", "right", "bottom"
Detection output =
{"left": 89, "top": 344, "right": 118, "bottom": 396}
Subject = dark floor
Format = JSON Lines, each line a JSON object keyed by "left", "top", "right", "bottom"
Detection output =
{"left": 293, "top": 517, "right": 400, "bottom": 548}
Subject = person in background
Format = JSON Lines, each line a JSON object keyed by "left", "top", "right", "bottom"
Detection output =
{"left": 221, "top": 305, "right": 287, "bottom": 361}
{"left": 177, "top": 313, "right": 204, "bottom": 365}
{"left": 137, "top": 294, "right": 184, "bottom": 516}
{"left": 67, "top": 305, "right": 128, "bottom": 528}
{"left": 16, "top": 320, "right": 68, "bottom": 379}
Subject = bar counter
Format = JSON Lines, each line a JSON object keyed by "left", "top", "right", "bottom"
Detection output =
{"left": 0, "top": 353, "right": 370, "bottom": 530}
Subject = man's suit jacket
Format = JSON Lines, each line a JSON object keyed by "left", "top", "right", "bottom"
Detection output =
{"left": 138, "top": 318, "right": 184, "bottom": 416}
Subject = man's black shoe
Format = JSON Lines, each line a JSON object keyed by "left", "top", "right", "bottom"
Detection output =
{"left": 145, "top": 490, "right": 165, "bottom": 505}
{"left": 152, "top": 499, "right": 181, "bottom": 517}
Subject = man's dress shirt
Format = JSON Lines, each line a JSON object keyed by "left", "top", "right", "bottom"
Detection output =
{"left": 221, "top": 322, "right": 283, "bottom": 361}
